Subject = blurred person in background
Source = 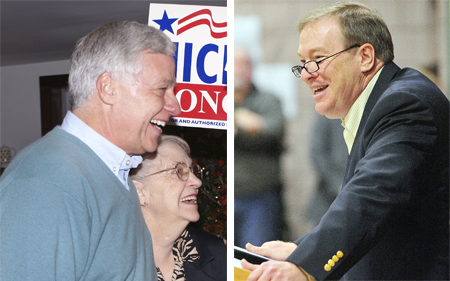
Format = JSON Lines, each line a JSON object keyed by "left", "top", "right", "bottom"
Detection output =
{"left": 234, "top": 48, "right": 286, "bottom": 248}
{"left": 131, "top": 135, "right": 226, "bottom": 281}
{"left": 242, "top": 2, "right": 449, "bottom": 280}
{"left": 306, "top": 114, "right": 347, "bottom": 228}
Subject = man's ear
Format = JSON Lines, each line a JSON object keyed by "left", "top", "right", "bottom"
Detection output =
{"left": 96, "top": 72, "right": 115, "bottom": 105}
{"left": 359, "top": 43, "right": 376, "bottom": 73}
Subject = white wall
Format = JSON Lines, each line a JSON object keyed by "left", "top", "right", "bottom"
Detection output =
{"left": 1, "top": 60, "right": 70, "bottom": 154}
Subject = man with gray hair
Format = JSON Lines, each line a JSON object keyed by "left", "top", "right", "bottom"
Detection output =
{"left": 242, "top": 2, "right": 449, "bottom": 280}
{"left": 0, "top": 21, "right": 181, "bottom": 280}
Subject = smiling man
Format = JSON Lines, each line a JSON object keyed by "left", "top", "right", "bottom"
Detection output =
{"left": 0, "top": 21, "right": 181, "bottom": 280}
{"left": 242, "top": 2, "right": 449, "bottom": 281}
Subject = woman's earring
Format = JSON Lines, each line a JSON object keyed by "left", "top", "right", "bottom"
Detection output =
{"left": 138, "top": 193, "right": 148, "bottom": 206}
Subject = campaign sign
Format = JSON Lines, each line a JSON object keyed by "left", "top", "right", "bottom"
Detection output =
{"left": 149, "top": 4, "right": 227, "bottom": 130}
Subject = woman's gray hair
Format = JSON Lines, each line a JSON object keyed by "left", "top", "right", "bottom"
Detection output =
{"left": 298, "top": 2, "right": 394, "bottom": 63}
{"left": 130, "top": 135, "right": 192, "bottom": 183}
{"left": 68, "top": 21, "right": 176, "bottom": 110}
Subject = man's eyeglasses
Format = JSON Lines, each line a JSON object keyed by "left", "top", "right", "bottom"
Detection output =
{"left": 144, "top": 162, "right": 203, "bottom": 181}
{"left": 291, "top": 44, "right": 360, "bottom": 78}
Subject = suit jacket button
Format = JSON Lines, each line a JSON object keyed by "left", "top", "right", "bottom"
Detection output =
{"left": 332, "top": 255, "right": 339, "bottom": 263}
{"left": 337, "top": 251, "right": 344, "bottom": 258}
{"left": 324, "top": 264, "right": 332, "bottom": 271}
{"left": 328, "top": 259, "right": 335, "bottom": 267}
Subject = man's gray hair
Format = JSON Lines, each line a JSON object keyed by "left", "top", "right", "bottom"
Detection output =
{"left": 68, "top": 21, "right": 176, "bottom": 110}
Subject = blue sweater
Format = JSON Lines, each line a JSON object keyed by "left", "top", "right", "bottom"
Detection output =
{"left": 0, "top": 127, "right": 157, "bottom": 280}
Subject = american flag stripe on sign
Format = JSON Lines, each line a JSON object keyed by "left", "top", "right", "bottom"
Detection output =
{"left": 177, "top": 9, "right": 227, "bottom": 38}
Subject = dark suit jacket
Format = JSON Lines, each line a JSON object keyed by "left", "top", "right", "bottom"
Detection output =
{"left": 286, "top": 62, "right": 449, "bottom": 280}
{"left": 184, "top": 226, "right": 227, "bottom": 281}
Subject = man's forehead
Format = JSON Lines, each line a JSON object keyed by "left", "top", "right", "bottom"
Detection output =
{"left": 298, "top": 19, "right": 344, "bottom": 56}
{"left": 300, "top": 18, "right": 341, "bottom": 40}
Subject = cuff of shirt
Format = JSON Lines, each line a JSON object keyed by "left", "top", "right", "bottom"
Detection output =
{"left": 298, "top": 266, "right": 316, "bottom": 281}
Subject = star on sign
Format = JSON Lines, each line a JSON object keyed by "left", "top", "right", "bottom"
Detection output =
{"left": 153, "top": 10, "right": 178, "bottom": 34}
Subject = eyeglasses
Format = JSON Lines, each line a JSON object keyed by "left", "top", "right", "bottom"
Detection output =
{"left": 143, "top": 162, "right": 203, "bottom": 181}
{"left": 291, "top": 44, "right": 360, "bottom": 78}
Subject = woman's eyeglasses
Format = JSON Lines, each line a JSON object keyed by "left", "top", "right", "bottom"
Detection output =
{"left": 143, "top": 162, "right": 203, "bottom": 181}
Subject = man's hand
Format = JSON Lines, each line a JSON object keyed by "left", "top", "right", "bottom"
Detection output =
{"left": 241, "top": 259, "right": 308, "bottom": 281}
{"left": 240, "top": 241, "right": 307, "bottom": 280}
{"left": 245, "top": 241, "right": 297, "bottom": 261}
{"left": 235, "top": 108, "right": 264, "bottom": 136}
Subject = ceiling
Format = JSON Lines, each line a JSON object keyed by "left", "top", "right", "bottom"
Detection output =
{"left": 0, "top": 0, "right": 227, "bottom": 67}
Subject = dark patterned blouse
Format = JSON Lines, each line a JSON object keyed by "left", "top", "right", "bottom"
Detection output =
{"left": 156, "top": 229, "right": 200, "bottom": 281}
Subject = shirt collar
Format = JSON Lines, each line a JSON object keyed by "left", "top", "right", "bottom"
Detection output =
{"left": 60, "top": 111, "right": 142, "bottom": 189}
{"left": 341, "top": 66, "right": 383, "bottom": 153}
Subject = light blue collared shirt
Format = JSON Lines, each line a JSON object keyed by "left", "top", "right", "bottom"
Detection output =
{"left": 60, "top": 111, "right": 142, "bottom": 190}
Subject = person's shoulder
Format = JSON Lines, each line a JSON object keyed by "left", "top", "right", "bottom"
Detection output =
{"left": 390, "top": 66, "right": 444, "bottom": 98}
{"left": 375, "top": 64, "right": 447, "bottom": 111}
{"left": 20, "top": 127, "right": 95, "bottom": 162}
{"left": 2, "top": 127, "right": 101, "bottom": 189}
{"left": 187, "top": 226, "right": 224, "bottom": 244}
{"left": 187, "top": 226, "right": 227, "bottom": 256}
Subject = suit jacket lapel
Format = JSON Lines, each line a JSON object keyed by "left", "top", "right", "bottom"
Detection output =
{"left": 183, "top": 228, "right": 218, "bottom": 280}
{"left": 191, "top": 236, "right": 215, "bottom": 273}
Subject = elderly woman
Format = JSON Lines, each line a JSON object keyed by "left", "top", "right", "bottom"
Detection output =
{"left": 130, "top": 134, "right": 226, "bottom": 281}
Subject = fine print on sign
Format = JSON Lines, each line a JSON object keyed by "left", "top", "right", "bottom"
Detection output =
{"left": 149, "top": 4, "right": 227, "bottom": 130}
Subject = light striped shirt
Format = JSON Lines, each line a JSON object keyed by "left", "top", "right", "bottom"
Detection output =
{"left": 341, "top": 67, "right": 383, "bottom": 154}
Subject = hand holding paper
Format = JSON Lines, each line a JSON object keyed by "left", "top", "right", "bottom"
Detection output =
{"left": 245, "top": 241, "right": 298, "bottom": 261}
{"left": 240, "top": 241, "right": 308, "bottom": 281}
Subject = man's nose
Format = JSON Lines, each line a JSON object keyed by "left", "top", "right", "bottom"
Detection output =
{"left": 164, "top": 90, "right": 181, "bottom": 116}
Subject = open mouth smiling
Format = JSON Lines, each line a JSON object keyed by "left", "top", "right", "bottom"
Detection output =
{"left": 313, "top": 85, "right": 328, "bottom": 95}
{"left": 151, "top": 119, "right": 166, "bottom": 127}
{"left": 150, "top": 119, "right": 166, "bottom": 132}
{"left": 180, "top": 195, "right": 197, "bottom": 204}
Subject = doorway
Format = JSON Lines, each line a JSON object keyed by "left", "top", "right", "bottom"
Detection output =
{"left": 39, "top": 74, "right": 69, "bottom": 136}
